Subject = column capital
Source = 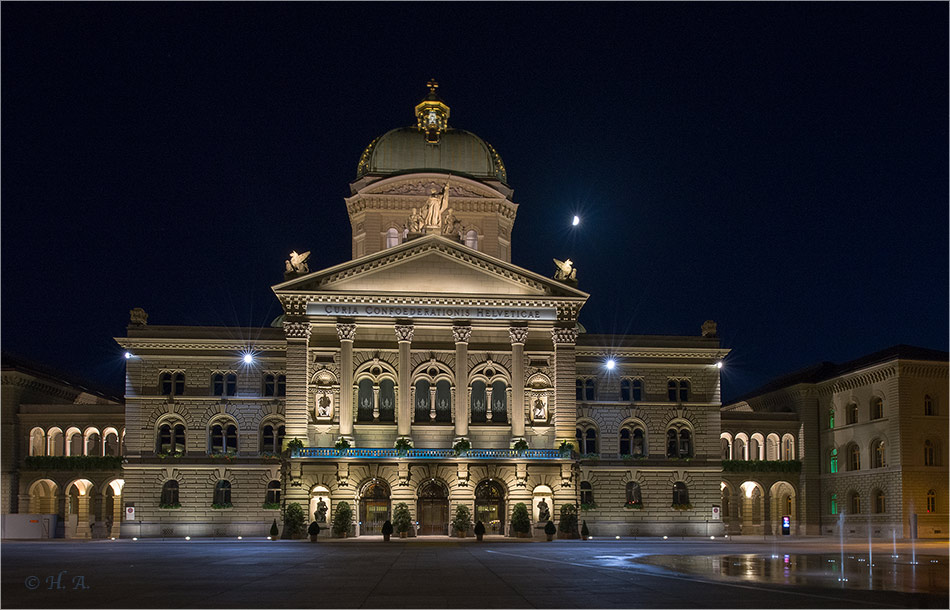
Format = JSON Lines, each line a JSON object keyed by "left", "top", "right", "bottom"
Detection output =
{"left": 508, "top": 327, "right": 529, "bottom": 345}
{"left": 394, "top": 324, "right": 414, "bottom": 343}
{"left": 284, "top": 320, "right": 312, "bottom": 341}
{"left": 550, "top": 327, "right": 578, "bottom": 345}
{"left": 452, "top": 325, "right": 472, "bottom": 343}
{"left": 336, "top": 323, "right": 357, "bottom": 342}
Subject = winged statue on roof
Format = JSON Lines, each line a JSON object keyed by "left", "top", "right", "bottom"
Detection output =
{"left": 553, "top": 258, "right": 577, "bottom": 281}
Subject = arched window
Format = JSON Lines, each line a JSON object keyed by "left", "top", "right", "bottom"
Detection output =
{"left": 625, "top": 482, "right": 642, "bottom": 507}
{"left": 464, "top": 229, "right": 478, "bottom": 250}
{"left": 379, "top": 379, "right": 395, "bottom": 422}
{"left": 873, "top": 489, "right": 886, "bottom": 514}
{"left": 848, "top": 444, "right": 860, "bottom": 471}
{"left": 829, "top": 448, "right": 838, "bottom": 474}
{"left": 265, "top": 480, "right": 280, "bottom": 506}
{"left": 632, "top": 428, "right": 645, "bottom": 457}
{"left": 924, "top": 394, "right": 934, "bottom": 416}
{"left": 871, "top": 439, "right": 886, "bottom": 468}
{"left": 926, "top": 489, "right": 936, "bottom": 513}
{"left": 490, "top": 380, "right": 507, "bottom": 423}
{"left": 830, "top": 493, "right": 838, "bottom": 515}
{"left": 48, "top": 428, "right": 64, "bottom": 456}
{"left": 85, "top": 432, "right": 101, "bottom": 456}
{"left": 782, "top": 435, "right": 795, "bottom": 460}
{"left": 619, "top": 426, "right": 645, "bottom": 457}
{"left": 828, "top": 408, "right": 835, "bottom": 429}
{"left": 357, "top": 378, "right": 375, "bottom": 422}
{"left": 68, "top": 430, "right": 83, "bottom": 456}
{"left": 847, "top": 403, "right": 858, "bottom": 425}
{"left": 161, "top": 480, "right": 180, "bottom": 507}
{"left": 666, "top": 426, "right": 693, "bottom": 458}
{"left": 632, "top": 379, "right": 643, "bottom": 401}
{"left": 923, "top": 440, "right": 935, "bottom": 466}
{"left": 263, "top": 374, "right": 287, "bottom": 397}
{"left": 436, "top": 379, "right": 453, "bottom": 422}
{"left": 261, "top": 424, "right": 285, "bottom": 453}
{"left": 575, "top": 379, "right": 583, "bottom": 401}
{"left": 470, "top": 380, "right": 487, "bottom": 423}
{"left": 679, "top": 429, "right": 692, "bottom": 458}
{"left": 667, "top": 429, "right": 677, "bottom": 458}
{"left": 733, "top": 437, "right": 746, "bottom": 461}
{"left": 720, "top": 437, "right": 731, "bottom": 460}
{"left": 209, "top": 423, "right": 238, "bottom": 454}
{"left": 672, "top": 482, "right": 689, "bottom": 506}
{"left": 580, "top": 481, "right": 594, "bottom": 506}
{"left": 414, "top": 379, "right": 431, "bottom": 422}
{"left": 749, "top": 437, "right": 760, "bottom": 461}
{"left": 162, "top": 372, "right": 185, "bottom": 395}
{"left": 213, "top": 480, "right": 232, "bottom": 507}
{"left": 870, "top": 397, "right": 883, "bottom": 420}
{"left": 620, "top": 379, "right": 631, "bottom": 401}
{"left": 584, "top": 379, "right": 595, "bottom": 401}
{"left": 849, "top": 491, "right": 861, "bottom": 515}
{"left": 679, "top": 380, "right": 690, "bottom": 402}
{"left": 620, "top": 428, "right": 631, "bottom": 456}
{"left": 29, "top": 428, "right": 45, "bottom": 456}
{"left": 385, "top": 227, "right": 400, "bottom": 248}
{"left": 212, "top": 373, "right": 236, "bottom": 396}
{"left": 211, "top": 425, "right": 223, "bottom": 452}
{"left": 104, "top": 431, "right": 119, "bottom": 456}
{"left": 576, "top": 425, "right": 598, "bottom": 455}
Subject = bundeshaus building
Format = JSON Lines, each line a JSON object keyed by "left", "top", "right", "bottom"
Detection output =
{"left": 4, "top": 83, "right": 944, "bottom": 541}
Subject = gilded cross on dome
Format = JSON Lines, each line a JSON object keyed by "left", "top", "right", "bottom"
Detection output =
{"left": 415, "top": 80, "right": 450, "bottom": 143}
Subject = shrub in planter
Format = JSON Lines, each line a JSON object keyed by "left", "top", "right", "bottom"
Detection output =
{"left": 581, "top": 520, "right": 590, "bottom": 540}
{"left": 511, "top": 502, "right": 531, "bottom": 537}
{"left": 544, "top": 520, "right": 557, "bottom": 541}
{"left": 473, "top": 520, "right": 486, "bottom": 541}
{"left": 512, "top": 439, "right": 529, "bottom": 455}
{"left": 334, "top": 438, "right": 351, "bottom": 453}
{"left": 282, "top": 502, "right": 307, "bottom": 539}
{"left": 381, "top": 520, "right": 393, "bottom": 541}
{"left": 394, "top": 437, "right": 413, "bottom": 456}
{"left": 332, "top": 501, "right": 353, "bottom": 537}
{"left": 451, "top": 504, "right": 472, "bottom": 537}
{"left": 308, "top": 521, "right": 321, "bottom": 542}
{"left": 269, "top": 519, "right": 279, "bottom": 538}
{"left": 452, "top": 438, "right": 471, "bottom": 456}
{"left": 392, "top": 502, "right": 412, "bottom": 538}
{"left": 558, "top": 440, "right": 574, "bottom": 456}
{"left": 558, "top": 503, "right": 578, "bottom": 538}
{"left": 286, "top": 438, "right": 304, "bottom": 454}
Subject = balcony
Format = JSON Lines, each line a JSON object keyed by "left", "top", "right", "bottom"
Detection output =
{"left": 293, "top": 447, "right": 570, "bottom": 460}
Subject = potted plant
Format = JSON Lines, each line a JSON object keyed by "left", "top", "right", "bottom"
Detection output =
{"left": 581, "top": 520, "right": 590, "bottom": 540}
{"left": 558, "top": 440, "right": 574, "bottom": 457}
{"left": 269, "top": 519, "right": 279, "bottom": 540}
{"left": 381, "top": 520, "right": 393, "bottom": 542}
{"left": 393, "top": 502, "right": 411, "bottom": 538}
{"left": 557, "top": 503, "right": 579, "bottom": 539}
{"left": 334, "top": 437, "right": 351, "bottom": 454}
{"left": 452, "top": 438, "right": 471, "bottom": 457}
{"left": 451, "top": 504, "right": 472, "bottom": 538}
{"left": 511, "top": 502, "right": 531, "bottom": 538}
{"left": 512, "top": 439, "right": 529, "bottom": 455}
{"left": 394, "top": 437, "right": 413, "bottom": 456}
{"left": 286, "top": 438, "right": 304, "bottom": 455}
{"left": 544, "top": 520, "right": 557, "bottom": 541}
{"left": 474, "top": 520, "right": 486, "bottom": 542}
{"left": 308, "top": 521, "right": 321, "bottom": 542}
{"left": 282, "top": 502, "right": 307, "bottom": 539}
{"left": 332, "top": 500, "right": 353, "bottom": 538}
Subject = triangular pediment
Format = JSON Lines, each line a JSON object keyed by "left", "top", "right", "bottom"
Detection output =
{"left": 273, "top": 235, "right": 588, "bottom": 300}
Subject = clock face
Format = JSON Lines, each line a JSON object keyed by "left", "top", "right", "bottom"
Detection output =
{"left": 427, "top": 110, "right": 438, "bottom": 126}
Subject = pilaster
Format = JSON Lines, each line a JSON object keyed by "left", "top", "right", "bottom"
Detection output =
{"left": 284, "top": 320, "right": 312, "bottom": 442}
{"left": 453, "top": 325, "right": 471, "bottom": 438}
{"left": 509, "top": 327, "right": 529, "bottom": 440}
{"left": 336, "top": 323, "right": 356, "bottom": 439}
{"left": 395, "top": 324, "right": 414, "bottom": 438}
{"left": 551, "top": 326, "right": 579, "bottom": 449}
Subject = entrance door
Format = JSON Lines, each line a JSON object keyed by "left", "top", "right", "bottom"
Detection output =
{"left": 417, "top": 480, "right": 448, "bottom": 536}
{"left": 475, "top": 480, "right": 505, "bottom": 535}
{"left": 359, "top": 482, "right": 390, "bottom": 535}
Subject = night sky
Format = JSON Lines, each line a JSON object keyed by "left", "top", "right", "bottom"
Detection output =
{"left": 2, "top": 3, "right": 947, "bottom": 402}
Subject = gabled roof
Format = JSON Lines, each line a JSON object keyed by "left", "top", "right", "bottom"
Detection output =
{"left": 272, "top": 234, "right": 589, "bottom": 301}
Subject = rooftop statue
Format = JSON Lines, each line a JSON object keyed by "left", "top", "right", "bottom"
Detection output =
{"left": 285, "top": 250, "right": 310, "bottom": 274}
{"left": 408, "top": 207, "right": 426, "bottom": 234}
{"left": 424, "top": 178, "right": 451, "bottom": 228}
{"left": 553, "top": 258, "right": 577, "bottom": 281}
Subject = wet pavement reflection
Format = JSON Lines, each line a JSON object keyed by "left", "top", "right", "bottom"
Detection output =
{"left": 632, "top": 553, "right": 947, "bottom": 594}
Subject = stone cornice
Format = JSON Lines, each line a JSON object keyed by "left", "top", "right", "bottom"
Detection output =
{"left": 0, "top": 373, "right": 80, "bottom": 403}
{"left": 576, "top": 347, "right": 729, "bottom": 360}
{"left": 115, "top": 338, "right": 287, "bottom": 351}
{"left": 817, "top": 365, "right": 896, "bottom": 395}
{"left": 346, "top": 196, "right": 517, "bottom": 220}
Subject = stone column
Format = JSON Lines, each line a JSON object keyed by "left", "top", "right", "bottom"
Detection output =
{"left": 336, "top": 323, "right": 356, "bottom": 440}
{"left": 284, "top": 320, "right": 312, "bottom": 443}
{"left": 395, "top": 324, "right": 414, "bottom": 438}
{"left": 453, "top": 325, "right": 471, "bottom": 439}
{"left": 551, "top": 326, "right": 579, "bottom": 449}
{"left": 763, "top": 492, "right": 773, "bottom": 536}
{"left": 109, "top": 492, "right": 123, "bottom": 538}
{"left": 509, "top": 327, "right": 529, "bottom": 440}
{"left": 74, "top": 494, "right": 92, "bottom": 539}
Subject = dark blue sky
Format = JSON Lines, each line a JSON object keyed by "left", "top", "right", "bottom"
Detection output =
{"left": 2, "top": 3, "right": 947, "bottom": 401}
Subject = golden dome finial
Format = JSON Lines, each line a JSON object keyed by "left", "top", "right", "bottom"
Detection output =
{"left": 426, "top": 79, "right": 439, "bottom": 96}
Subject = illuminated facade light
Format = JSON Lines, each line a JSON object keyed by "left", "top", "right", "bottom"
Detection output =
{"left": 605, "top": 359, "right": 616, "bottom": 370}
{"left": 243, "top": 353, "right": 254, "bottom": 364}
{"left": 124, "top": 351, "right": 132, "bottom": 359}
{"left": 716, "top": 361, "right": 723, "bottom": 369}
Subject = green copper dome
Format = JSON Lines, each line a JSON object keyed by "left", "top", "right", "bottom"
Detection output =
{"left": 356, "top": 82, "right": 507, "bottom": 185}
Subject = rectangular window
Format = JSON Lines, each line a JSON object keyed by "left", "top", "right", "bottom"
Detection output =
{"left": 276, "top": 375, "right": 286, "bottom": 397}
{"left": 173, "top": 373, "right": 185, "bottom": 396}
{"left": 632, "top": 380, "right": 642, "bottom": 401}
{"left": 263, "top": 374, "right": 275, "bottom": 397}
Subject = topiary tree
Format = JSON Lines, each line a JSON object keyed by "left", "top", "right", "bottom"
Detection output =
{"left": 282, "top": 502, "right": 307, "bottom": 539}
{"left": 392, "top": 502, "right": 412, "bottom": 536}
{"left": 511, "top": 502, "right": 531, "bottom": 535}
{"left": 269, "top": 519, "right": 279, "bottom": 538}
{"left": 451, "top": 504, "right": 472, "bottom": 536}
{"left": 558, "top": 503, "right": 578, "bottom": 537}
{"left": 332, "top": 500, "right": 353, "bottom": 537}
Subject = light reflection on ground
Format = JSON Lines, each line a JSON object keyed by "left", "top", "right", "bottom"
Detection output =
{"left": 632, "top": 553, "right": 948, "bottom": 594}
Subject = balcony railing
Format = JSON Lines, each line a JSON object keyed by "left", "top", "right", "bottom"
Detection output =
{"left": 293, "top": 447, "right": 569, "bottom": 460}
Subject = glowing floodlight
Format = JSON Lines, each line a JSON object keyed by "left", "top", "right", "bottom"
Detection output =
{"left": 185, "top": 536, "right": 191, "bottom": 541}
{"left": 605, "top": 359, "right": 616, "bottom": 370}
{"left": 716, "top": 361, "right": 723, "bottom": 369}
{"left": 663, "top": 535, "right": 668, "bottom": 540}
{"left": 124, "top": 352, "right": 132, "bottom": 359}
{"left": 243, "top": 353, "right": 254, "bottom": 364}
{"left": 572, "top": 215, "right": 580, "bottom": 226}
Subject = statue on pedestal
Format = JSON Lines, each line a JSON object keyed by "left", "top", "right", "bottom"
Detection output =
{"left": 537, "top": 498, "right": 550, "bottom": 522}
{"left": 441, "top": 208, "right": 461, "bottom": 238}
{"left": 408, "top": 207, "right": 426, "bottom": 234}
{"left": 533, "top": 397, "right": 546, "bottom": 420}
{"left": 553, "top": 258, "right": 577, "bottom": 281}
{"left": 314, "top": 498, "right": 328, "bottom": 523}
{"left": 285, "top": 250, "right": 311, "bottom": 275}
{"left": 317, "top": 395, "right": 332, "bottom": 418}
{"left": 424, "top": 179, "right": 450, "bottom": 228}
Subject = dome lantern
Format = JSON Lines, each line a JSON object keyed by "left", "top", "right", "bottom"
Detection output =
{"left": 414, "top": 79, "right": 450, "bottom": 143}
